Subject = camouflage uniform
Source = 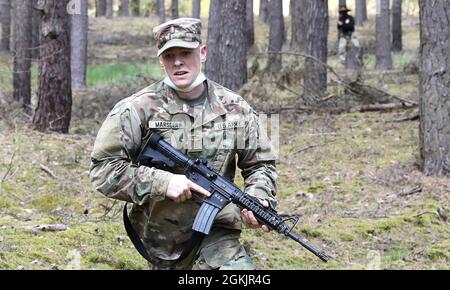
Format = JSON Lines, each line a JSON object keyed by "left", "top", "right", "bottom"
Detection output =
{"left": 89, "top": 18, "right": 278, "bottom": 270}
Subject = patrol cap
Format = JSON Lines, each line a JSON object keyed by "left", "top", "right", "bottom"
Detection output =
{"left": 339, "top": 5, "right": 351, "bottom": 12}
{"left": 153, "top": 18, "right": 202, "bottom": 56}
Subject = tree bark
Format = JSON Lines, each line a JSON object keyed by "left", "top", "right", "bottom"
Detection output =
{"left": 71, "top": 0, "right": 88, "bottom": 90}
{"left": 131, "top": 0, "right": 140, "bottom": 16}
{"left": 119, "top": 0, "right": 130, "bottom": 16}
{"left": 419, "top": 0, "right": 450, "bottom": 176}
{"left": 391, "top": 0, "right": 402, "bottom": 51}
{"left": 157, "top": 0, "right": 165, "bottom": 23}
{"left": 355, "top": 0, "right": 367, "bottom": 26}
{"left": 303, "top": 0, "right": 328, "bottom": 99}
{"left": 268, "top": 0, "right": 283, "bottom": 73}
{"left": 1, "top": 0, "right": 11, "bottom": 51}
{"left": 13, "top": 0, "right": 32, "bottom": 112}
{"left": 31, "top": 0, "right": 40, "bottom": 59}
{"left": 217, "top": 0, "right": 247, "bottom": 91}
{"left": 291, "top": 0, "right": 306, "bottom": 52}
{"left": 205, "top": 0, "right": 221, "bottom": 83}
{"left": 246, "top": 0, "right": 254, "bottom": 49}
{"left": 259, "top": 0, "right": 269, "bottom": 24}
{"left": 33, "top": 0, "right": 72, "bottom": 133}
{"left": 96, "top": 0, "right": 107, "bottom": 17}
{"left": 192, "top": 0, "right": 201, "bottom": 19}
{"left": 106, "top": 0, "right": 114, "bottom": 18}
{"left": 171, "top": 0, "right": 178, "bottom": 19}
{"left": 376, "top": 0, "right": 392, "bottom": 70}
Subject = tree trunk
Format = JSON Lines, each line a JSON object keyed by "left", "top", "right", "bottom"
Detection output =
{"left": 291, "top": 0, "right": 306, "bottom": 52}
{"left": 376, "top": 0, "right": 392, "bottom": 70}
{"left": 268, "top": 0, "right": 283, "bottom": 73}
{"left": 1, "top": 0, "right": 11, "bottom": 51}
{"left": 205, "top": 0, "right": 221, "bottom": 82}
{"left": 131, "top": 0, "right": 140, "bottom": 16}
{"left": 157, "top": 0, "right": 165, "bottom": 23}
{"left": 218, "top": 0, "right": 247, "bottom": 91}
{"left": 119, "top": 0, "right": 130, "bottom": 16}
{"left": 355, "top": 0, "right": 368, "bottom": 25}
{"left": 303, "top": 0, "right": 328, "bottom": 100}
{"left": 339, "top": 0, "right": 346, "bottom": 7}
{"left": 259, "top": 0, "right": 269, "bottom": 24}
{"left": 33, "top": 0, "right": 72, "bottom": 133}
{"left": 171, "top": 0, "right": 178, "bottom": 19}
{"left": 391, "top": 0, "right": 402, "bottom": 51}
{"left": 13, "top": 0, "right": 32, "bottom": 112}
{"left": 246, "top": 0, "right": 254, "bottom": 49}
{"left": 96, "top": 0, "right": 107, "bottom": 17}
{"left": 192, "top": 0, "right": 200, "bottom": 19}
{"left": 71, "top": 0, "right": 88, "bottom": 90}
{"left": 31, "top": 0, "right": 40, "bottom": 59}
{"left": 106, "top": 0, "right": 114, "bottom": 18}
{"left": 419, "top": 0, "right": 450, "bottom": 176}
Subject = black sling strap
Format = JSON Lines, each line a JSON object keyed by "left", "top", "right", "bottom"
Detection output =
{"left": 122, "top": 203, "right": 204, "bottom": 269}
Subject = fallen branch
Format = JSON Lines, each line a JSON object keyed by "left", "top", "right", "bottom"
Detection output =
{"left": 398, "top": 185, "right": 423, "bottom": 197}
{"left": 355, "top": 102, "right": 417, "bottom": 112}
{"left": 40, "top": 164, "right": 59, "bottom": 179}
{"left": 0, "top": 224, "right": 68, "bottom": 232}
{"left": 290, "top": 141, "right": 337, "bottom": 155}
{"left": 385, "top": 112, "right": 420, "bottom": 123}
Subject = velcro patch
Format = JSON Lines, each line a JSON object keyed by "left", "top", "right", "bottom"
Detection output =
{"left": 213, "top": 120, "right": 246, "bottom": 130}
{"left": 148, "top": 121, "right": 184, "bottom": 129}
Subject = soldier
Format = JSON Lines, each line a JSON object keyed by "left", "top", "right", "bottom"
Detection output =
{"left": 89, "top": 18, "right": 278, "bottom": 270}
{"left": 337, "top": 5, "right": 360, "bottom": 65}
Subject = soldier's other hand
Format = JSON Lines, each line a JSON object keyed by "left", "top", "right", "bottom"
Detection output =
{"left": 167, "top": 174, "right": 211, "bottom": 203}
{"left": 241, "top": 200, "right": 271, "bottom": 233}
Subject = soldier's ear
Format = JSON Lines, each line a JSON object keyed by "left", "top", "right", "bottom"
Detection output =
{"left": 159, "top": 57, "right": 164, "bottom": 68}
{"left": 200, "top": 45, "right": 207, "bottom": 63}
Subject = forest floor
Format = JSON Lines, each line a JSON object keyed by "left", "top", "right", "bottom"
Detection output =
{"left": 0, "top": 15, "right": 448, "bottom": 270}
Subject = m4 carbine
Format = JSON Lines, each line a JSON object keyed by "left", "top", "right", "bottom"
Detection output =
{"left": 137, "top": 132, "right": 329, "bottom": 262}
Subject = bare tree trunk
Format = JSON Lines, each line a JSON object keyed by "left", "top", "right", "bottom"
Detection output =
{"left": 157, "top": 0, "right": 165, "bottom": 23}
{"left": 119, "top": 0, "right": 130, "bottom": 16}
{"left": 192, "top": 0, "right": 200, "bottom": 19}
{"left": 392, "top": 0, "right": 402, "bottom": 51}
{"left": 106, "top": 0, "right": 114, "bottom": 18}
{"left": 304, "top": 0, "right": 328, "bottom": 99}
{"left": 376, "top": 0, "right": 392, "bottom": 70}
{"left": 355, "top": 0, "right": 367, "bottom": 26}
{"left": 1, "top": 0, "right": 11, "bottom": 51}
{"left": 246, "top": 0, "right": 254, "bottom": 49}
{"left": 31, "top": 0, "right": 40, "bottom": 59}
{"left": 13, "top": 0, "right": 32, "bottom": 112}
{"left": 131, "top": 0, "right": 140, "bottom": 16}
{"left": 291, "top": 0, "right": 306, "bottom": 52}
{"left": 33, "top": 0, "right": 72, "bottom": 133}
{"left": 218, "top": 0, "right": 247, "bottom": 91}
{"left": 268, "top": 0, "right": 283, "bottom": 73}
{"left": 339, "top": 0, "right": 346, "bottom": 7}
{"left": 96, "top": 0, "right": 107, "bottom": 17}
{"left": 71, "top": 0, "right": 88, "bottom": 90}
{"left": 419, "top": 0, "right": 450, "bottom": 176}
{"left": 259, "top": 0, "right": 269, "bottom": 24}
{"left": 205, "top": 0, "right": 221, "bottom": 82}
{"left": 171, "top": 0, "right": 178, "bottom": 19}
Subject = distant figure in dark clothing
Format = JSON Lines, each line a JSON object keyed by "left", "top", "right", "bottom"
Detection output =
{"left": 337, "top": 5, "right": 360, "bottom": 65}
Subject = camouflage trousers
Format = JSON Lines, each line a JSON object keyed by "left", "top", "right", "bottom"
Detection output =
{"left": 338, "top": 33, "right": 360, "bottom": 64}
{"left": 148, "top": 228, "right": 255, "bottom": 270}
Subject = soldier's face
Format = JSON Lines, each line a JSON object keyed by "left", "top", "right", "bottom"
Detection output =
{"left": 159, "top": 45, "right": 207, "bottom": 89}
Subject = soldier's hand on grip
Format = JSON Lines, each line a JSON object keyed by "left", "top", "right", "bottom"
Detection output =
{"left": 166, "top": 174, "right": 211, "bottom": 203}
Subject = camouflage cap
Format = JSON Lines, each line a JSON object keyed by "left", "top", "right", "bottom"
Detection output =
{"left": 153, "top": 18, "right": 202, "bottom": 56}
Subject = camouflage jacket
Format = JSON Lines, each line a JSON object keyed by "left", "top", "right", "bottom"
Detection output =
{"left": 89, "top": 79, "right": 278, "bottom": 262}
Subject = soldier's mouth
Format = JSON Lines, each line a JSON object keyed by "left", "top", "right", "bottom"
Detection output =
{"left": 174, "top": 71, "right": 188, "bottom": 76}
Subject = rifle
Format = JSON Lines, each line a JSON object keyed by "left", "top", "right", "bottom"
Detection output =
{"left": 136, "top": 132, "right": 329, "bottom": 263}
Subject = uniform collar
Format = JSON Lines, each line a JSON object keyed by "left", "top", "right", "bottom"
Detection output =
{"left": 161, "top": 79, "right": 228, "bottom": 127}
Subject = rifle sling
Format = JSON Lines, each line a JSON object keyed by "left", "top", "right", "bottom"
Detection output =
{"left": 123, "top": 203, "right": 204, "bottom": 269}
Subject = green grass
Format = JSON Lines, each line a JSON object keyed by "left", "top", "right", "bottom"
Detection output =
{"left": 87, "top": 62, "right": 164, "bottom": 86}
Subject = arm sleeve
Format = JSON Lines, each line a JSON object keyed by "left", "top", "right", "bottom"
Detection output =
{"left": 89, "top": 101, "right": 173, "bottom": 205}
{"left": 237, "top": 110, "right": 278, "bottom": 209}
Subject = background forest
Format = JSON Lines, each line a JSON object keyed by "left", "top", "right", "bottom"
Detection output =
{"left": 0, "top": 0, "right": 448, "bottom": 270}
